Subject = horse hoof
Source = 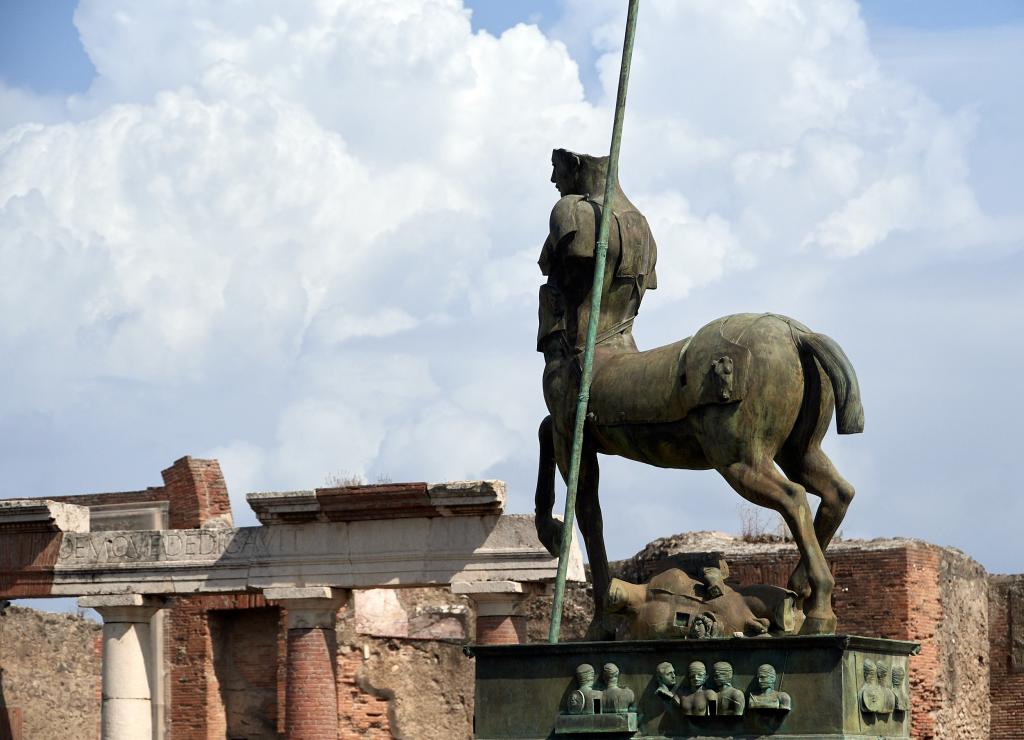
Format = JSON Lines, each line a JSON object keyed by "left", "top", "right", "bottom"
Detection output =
{"left": 584, "top": 616, "right": 616, "bottom": 642}
{"left": 798, "top": 615, "right": 837, "bottom": 635}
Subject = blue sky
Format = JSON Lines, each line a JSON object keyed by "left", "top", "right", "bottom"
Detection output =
{"left": 1, "top": 0, "right": 1022, "bottom": 587}
{"left": 4, "top": 1, "right": 1023, "bottom": 92}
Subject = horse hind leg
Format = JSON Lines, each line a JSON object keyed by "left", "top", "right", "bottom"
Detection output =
{"left": 780, "top": 447, "right": 855, "bottom": 608}
{"left": 717, "top": 459, "right": 837, "bottom": 635}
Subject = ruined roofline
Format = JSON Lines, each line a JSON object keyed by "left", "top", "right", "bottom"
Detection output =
{"left": 246, "top": 480, "right": 506, "bottom": 524}
{"left": 616, "top": 530, "right": 990, "bottom": 573}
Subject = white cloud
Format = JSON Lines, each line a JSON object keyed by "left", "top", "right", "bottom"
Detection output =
{"left": 1, "top": 0, "right": 1021, "bottom": 570}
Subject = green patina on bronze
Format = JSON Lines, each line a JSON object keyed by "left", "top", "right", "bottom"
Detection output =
{"left": 468, "top": 636, "right": 919, "bottom": 739}
{"left": 536, "top": 151, "right": 865, "bottom": 638}
{"left": 536, "top": 0, "right": 865, "bottom": 642}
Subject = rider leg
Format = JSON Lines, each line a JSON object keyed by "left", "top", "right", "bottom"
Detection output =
{"left": 534, "top": 416, "right": 564, "bottom": 557}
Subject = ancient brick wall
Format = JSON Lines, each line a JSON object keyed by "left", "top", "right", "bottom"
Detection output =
{"left": 209, "top": 607, "right": 284, "bottom": 739}
{"left": 727, "top": 543, "right": 989, "bottom": 739}
{"left": 165, "top": 593, "right": 282, "bottom": 739}
{"left": 160, "top": 457, "right": 232, "bottom": 530}
{"left": 0, "top": 605, "right": 100, "bottom": 740}
{"left": 611, "top": 534, "right": 995, "bottom": 740}
{"left": 989, "top": 574, "right": 1024, "bottom": 739}
{"left": 47, "top": 455, "right": 230, "bottom": 532}
{"left": 5, "top": 459, "right": 1019, "bottom": 740}
{"left": 337, "top": 648, "right": 393, "bottom": 739}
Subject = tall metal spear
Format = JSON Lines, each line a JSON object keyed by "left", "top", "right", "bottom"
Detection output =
{"left": 548, "top": 0, "right": 641, "bottom": 644}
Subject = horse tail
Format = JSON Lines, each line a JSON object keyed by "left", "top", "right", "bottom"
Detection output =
{"left": 534, "top": 415, "right": 562, "bottom": 557}
{"left": 795, "top": 330, "right": 865, "bottom": 434}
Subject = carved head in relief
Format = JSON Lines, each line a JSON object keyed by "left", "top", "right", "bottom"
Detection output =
{"left": 891, "top": 664, "right": 905, "bottom": 689}
{"left": 712, "top": 662, "right": 734, "bottom": 689}
{"left": 862, "top": 658, "right": 877, "bottom": 684}
{"left": 575, "top": 663, "right": 596, "bottom": 690}
{"left": 687, "top": 661, "right": 707, "bottom": 691}
{"left": 602, "top": 663, "right": 621, "bottom": 688}
{"left": 756, "top": 664, "right": 777, "bottom": 692}
{"left": 656, "top": 662, "right": 676, "bottom": 690}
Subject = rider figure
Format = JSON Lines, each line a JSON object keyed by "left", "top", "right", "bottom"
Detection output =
{"left": 538, "top": 148, "right": 657, "bottom": 356}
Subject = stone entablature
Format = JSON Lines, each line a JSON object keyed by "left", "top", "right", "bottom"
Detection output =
{"left": 0, "top": 499, "right": 90, "bottom": 534}
{"left": 45, "top": 514, "right": 579, "bottom": 596}
{"left": 0, "top": 462, "right": 583, "bottom": 740}
{"left": 2, "top": 475, "right": 581, "bottom": 601}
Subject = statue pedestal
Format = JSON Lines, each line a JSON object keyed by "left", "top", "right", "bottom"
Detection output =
{"left": 468, "top": 635, "right": 918, "bottom": 739}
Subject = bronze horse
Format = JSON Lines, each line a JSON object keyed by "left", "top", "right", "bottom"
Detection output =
{"left": 535, "top": 149, "right": 863, "bottom": 636}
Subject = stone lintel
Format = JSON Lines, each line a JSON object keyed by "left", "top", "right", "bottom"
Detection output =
{"left": 452, "top": 580, "right": 525, "bottom": 596}
{"left": 0, "top": 499, "right": 90, "bottom": 533}
{"left": 263, "top": 585, "right": 336, "bottom": 600}
{"left": 79, "top": 594, "right": 163, "bottom": 608}
{"left": 264, "top": 586, "right": 348, "bottom": 629}
{"left": 246, "top": 480, "right": 505, "bottom": 524}
{"left": 453, "top": 580, "right": 531, "bottom": 617}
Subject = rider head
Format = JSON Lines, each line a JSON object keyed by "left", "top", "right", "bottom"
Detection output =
{"left": 551, "top": 148, "right": 609, "bottom": 197}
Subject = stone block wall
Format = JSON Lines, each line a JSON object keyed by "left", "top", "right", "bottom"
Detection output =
{"left": 0, "top": 605, "right": 100, "bottom": 740}
{"left": 335, "top": 587, "right": 475, "bottom": 740}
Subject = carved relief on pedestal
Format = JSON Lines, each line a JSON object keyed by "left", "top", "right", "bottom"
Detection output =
{"left": 859, "top": 656, "right": 910, "bottom": 722}
{"left": 891, "top": 664, "right": 908, "bottom": 713}
{"left": 707, "top": 661, "right": 745, "bottom": 716}
{"left": 565, "top": 663, "right": 602, "bottom": 715}
{"left": 859, "top": 658, "right": 886, "bottom": 715}
{"left": 876, "top": 661, "right": 897, "bottom": 713}
{"left": 600, "top": 663, "right": 635, "bottom": 713}
{"left": 747, "top": 663, "right": 792, "bottom": 712}
{"left": 556, "top": 662, "right": 637, "bottom": 735}
{"left": 656, "top": 659, "right": 756, "bottom": 718}
{"left": 655, "top": 660, "right": 713, "bottom": 716}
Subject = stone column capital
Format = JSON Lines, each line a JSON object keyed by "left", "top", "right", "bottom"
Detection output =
{"left": 79, "top": 594, "right": 163, "bottom": 622}
{"left": 264, "top": 586, "right": 349, "bottom": 629}
{"left": 452, "top": 580, "right": 534, "bottom": 617}
{"left": 453, "top": 580, "right": 537, "bottom": 645}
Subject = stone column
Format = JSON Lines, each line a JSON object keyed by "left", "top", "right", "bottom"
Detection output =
{"left": 265, "top": 586, "right": 348, "bottom": 740}
{"left": 79, "top": 594, "right": 162, "bottom": 740}
{"left": 453, "top": 581, "right": 531, "bottom": 645}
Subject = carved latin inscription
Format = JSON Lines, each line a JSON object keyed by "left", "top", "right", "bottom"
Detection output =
{"left": 57, "top": 528, "right": 272, "bottom": 566}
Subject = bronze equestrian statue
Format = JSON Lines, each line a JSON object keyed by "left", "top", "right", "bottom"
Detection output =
{"left": 534, "top": 148, "right": 864, "bottom": 637}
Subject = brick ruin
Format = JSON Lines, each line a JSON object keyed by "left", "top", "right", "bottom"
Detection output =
{"left": 0, "top": 457, "right": 1021, "bottom": 739}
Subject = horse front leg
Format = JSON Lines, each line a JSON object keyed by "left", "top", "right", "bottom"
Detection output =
{"left": 575, "top": 447, "right": 613, "bottom": 639}
{"left": 717, "top": 459, "right": 837, "bottom": 635}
